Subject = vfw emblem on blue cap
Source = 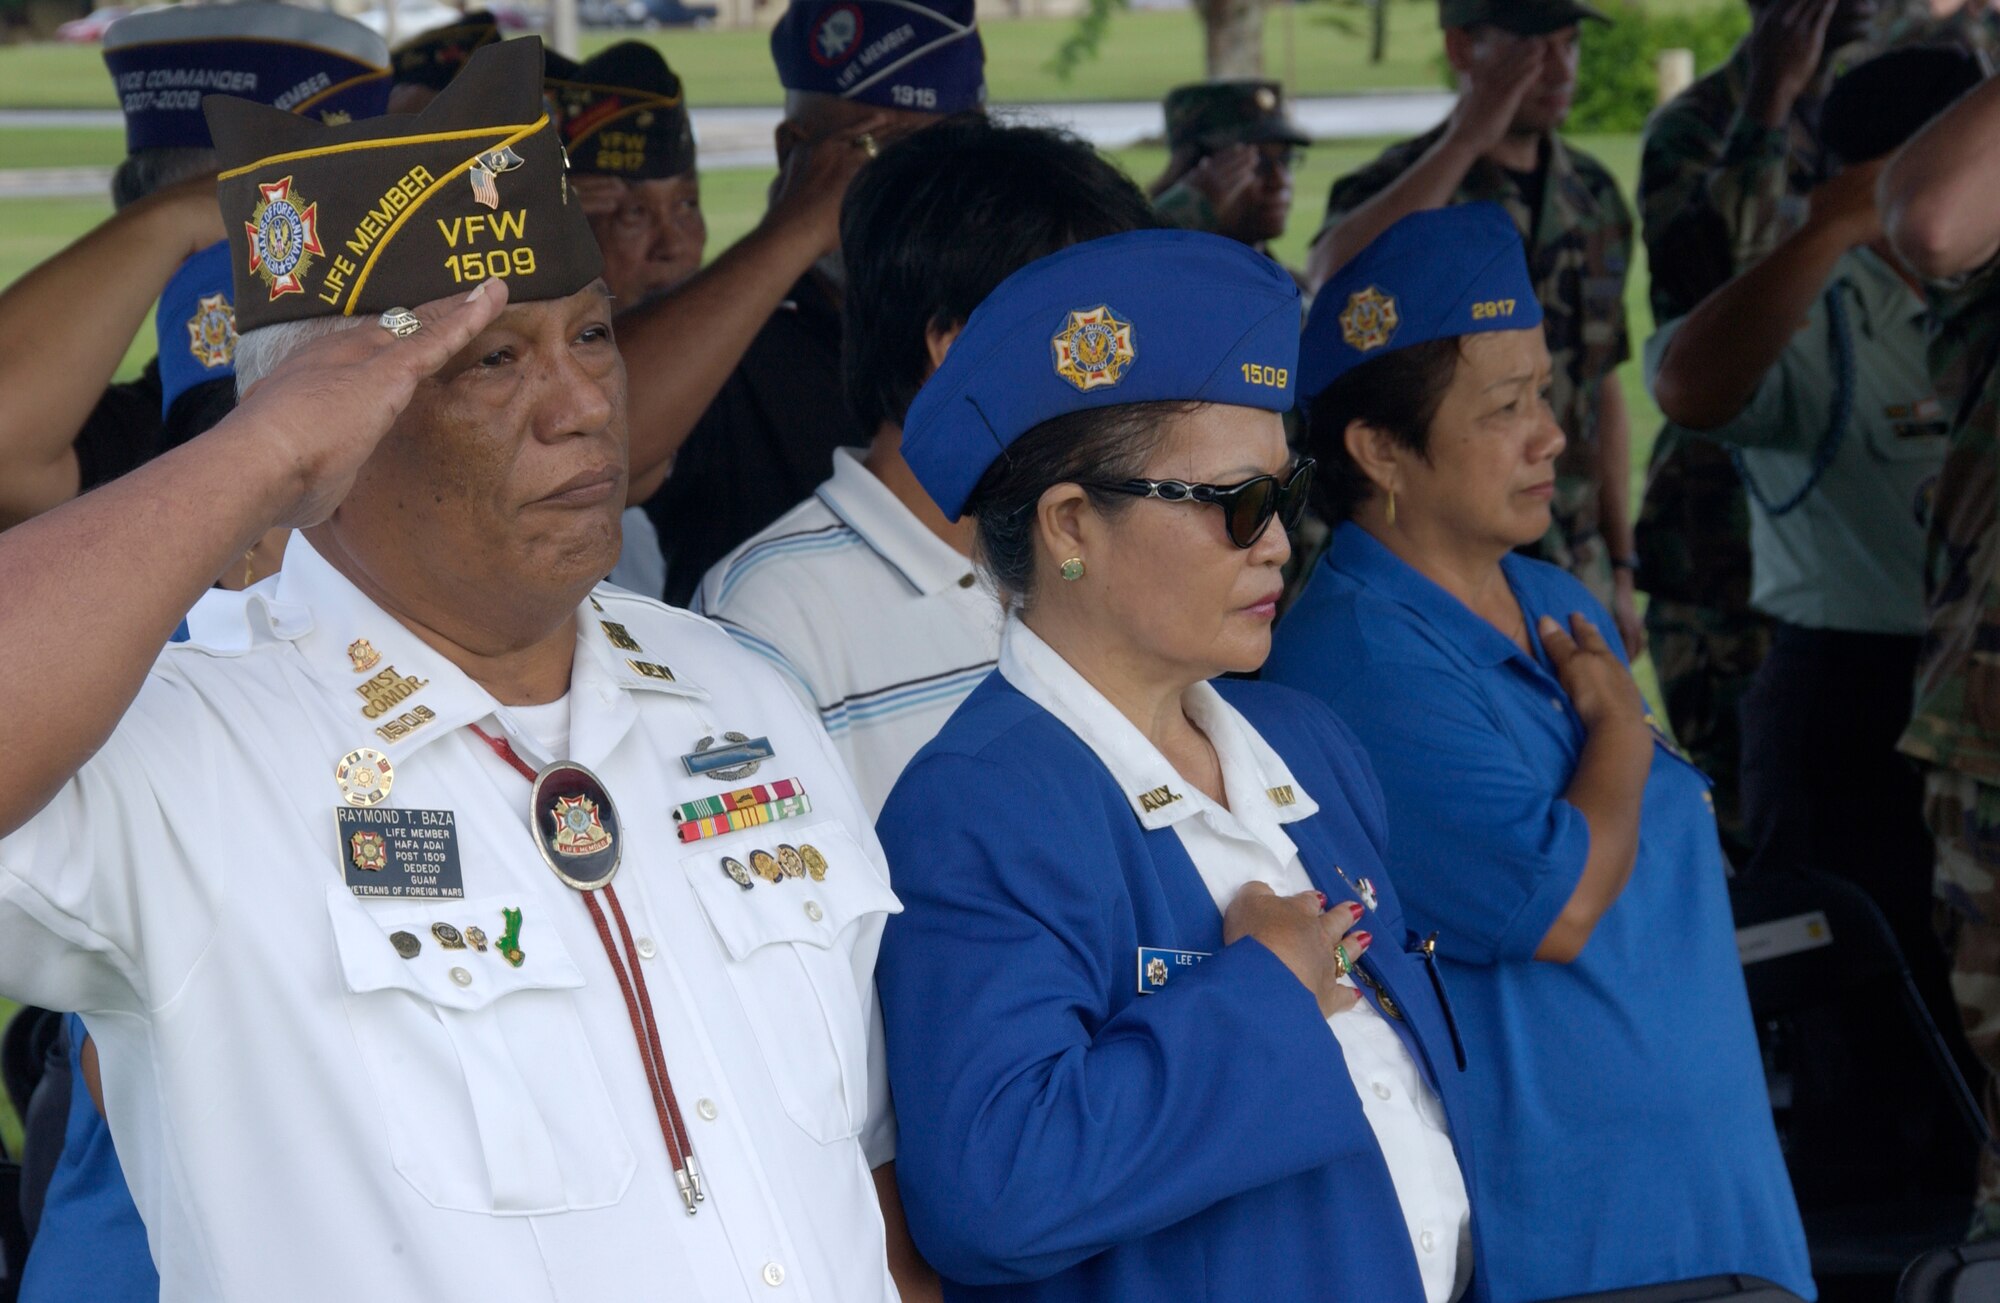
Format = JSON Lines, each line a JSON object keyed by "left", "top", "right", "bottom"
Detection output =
{"left": 245, "top": 176, "right": 324, "bottom": 302}
{"left": 1339, "top": 286, "right": 1399, "bottom": 353}
{"left": 811, "top": 3, "right": 862, "bottom": 65}
{"left": 185, "top": 293, "right": 237, "bottom": 371}
{"left": 1052, "top": 305, "right": 1136, "bottom": 392}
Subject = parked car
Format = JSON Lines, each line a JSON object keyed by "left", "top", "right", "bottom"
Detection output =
{"left": 580, "top": 0, "right": 715, "bottom": 28}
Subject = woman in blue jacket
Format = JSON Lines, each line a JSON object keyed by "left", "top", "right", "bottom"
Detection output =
{"left": 1265, "top": 204, "right": 1812, "bottom": 1301}
{"left": 876, "top": 228, "right": 1484, "bottom": 1303}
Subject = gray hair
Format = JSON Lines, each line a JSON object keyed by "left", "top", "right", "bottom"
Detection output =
{"left": 234, "top": 316, "right": 366, "bottom": 398}
{"left": 111, "top": 147, "right": 219, "bottom": 210}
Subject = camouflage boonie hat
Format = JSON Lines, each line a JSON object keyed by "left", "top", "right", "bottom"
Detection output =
{"left": 1438, "top": 0, "right": 1608, "bottom": 33}
{"left": 1163, "top": 80, "right": 1310, "bottom": 155}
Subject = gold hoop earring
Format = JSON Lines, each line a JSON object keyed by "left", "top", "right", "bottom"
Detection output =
{"left": 1386, "top": 490, "right": 1397, "bottom": 527}
{"left": 1059, "top": 557, "right": 1085, "bottom": 582}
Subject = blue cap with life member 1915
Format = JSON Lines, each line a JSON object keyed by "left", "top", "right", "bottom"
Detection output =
{"left": 103, "top": 4, "right": 391, "bottom": 154}
{"left": 156, "top": 240, "right": 236, "bottom": 419}
{"left": 770, "top": 0, "right": 984, "bottom": 115}
{"left": 902, "top": 228, "right": 1302, "bottom": 521}
{"left": 1299, "top": 202, "right": 1542, "bottom": 401}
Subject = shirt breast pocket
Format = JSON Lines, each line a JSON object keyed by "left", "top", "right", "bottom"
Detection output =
{"left": 679, "top": 824, "right": 899, "bottom": 1146}
{"left": 325, "top": 885, "right": 636, "bottom": 1215}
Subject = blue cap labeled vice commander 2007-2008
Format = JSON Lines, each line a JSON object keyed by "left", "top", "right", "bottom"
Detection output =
{"left": 903, "top": 229, "right": 1302, "bottom": 521}
{"left": 1299, "top": 202, "right": 1542, "bottom": 401}
{"left": 770, "top": 0, "right": 985, "bottom": 115}
{"left": 102, "top": 3, "right": 391, "bottom": 154}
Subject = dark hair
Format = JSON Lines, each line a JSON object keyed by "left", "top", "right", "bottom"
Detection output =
{"left": 839, "top": 114, "right": 1159, "bottom": 435}
{"left": 159, "top": 375, "right": 238, "bottom": 454}
{"left": 966, "top": 400, "right": 1199, "bottom": 604}
{"left": 1821, "top": 45, "right": 1982, "bottom": 167}
{"left": 1301, "top": 338, "right": 1461, "bottom": 522}
{"left": 111, "top": 147, "right": 218, "bottom": 210}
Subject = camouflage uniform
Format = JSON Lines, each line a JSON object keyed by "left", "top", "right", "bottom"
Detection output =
{"left": 1899, "top": 257, "right": 2000, "bottom": 1227}
{"left": 1316, "top": 126, "right": 1633, "bottom": 607}
{"left": 1635, "top": 41, "right": 1829, "bottom": 860}
{"left": 1152, "top": 81, "right": 1310, "bottom": 261}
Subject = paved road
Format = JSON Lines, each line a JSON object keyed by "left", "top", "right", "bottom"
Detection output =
{"left": 0, "top": 91, "right": 1451, "bottom": 198}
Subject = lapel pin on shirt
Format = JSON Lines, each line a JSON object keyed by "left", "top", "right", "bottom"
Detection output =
{"left": 498, "top": 906, "right": 526, "bottom": 967}
{"left": 1267, "top": 784, "right": 1297, "bottom": 807}
{"left": 775, "top": 845, "right": 807, "bottom": 880}
{"left": 335, "top": 747, "right": 394, "bottom": 806}
{"left": 390, "top": 929, "right": 422, "bottom": 959}
{"left": 1137, "top": 785, "right": 1182, "bottom": 813}
{"left": 720, "top": 855, "right": 756, "bottom": 890}
{"left": 1136, "top": 946, "right": 1211, "bottom": 994}
{"left": 464, "top": 925, "right": 489, "bottom": 952}
{"left": 681, "top": 731, "right": 774, "bottom": 780}
{"left": 432, "top": 921, "right": 467, "bottom": 950}
{"left": 1333, "top": 865, "right": 1379, "bottom": 912}
{"left": 799, "top": 844, "right": 828, "bottom": 881}
{"left": 749, "top": 849, "right": 783, "bottom": 884}
{"left": 599, "top": 619, "right": 643, "bottom": 652}
{"left": 347, "top": 638, "right": 382, "bottom": 672}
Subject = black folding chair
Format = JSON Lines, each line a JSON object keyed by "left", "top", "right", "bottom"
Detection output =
{"left": 1898, "top": 1239, "right": 2000, "bottom": 1302}
{"left": 1732, "top": 870, "right": 1989, "bottom": 1297}
{"left": 1542, "top": 1274, "right": 1806, "bottom": 1302}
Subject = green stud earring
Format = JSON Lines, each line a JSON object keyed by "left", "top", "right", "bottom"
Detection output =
{"left": 1059, "top": 557, "right": 1086, "bottom": 582}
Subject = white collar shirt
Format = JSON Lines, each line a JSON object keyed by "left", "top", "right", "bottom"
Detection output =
{"left": 998, "top": 616, "right": 1472, "bottom": 1303}
{"left": 693, "top": 447, "right": 1002, "bottom": 818}
{"left": 0, "top": 534, "right": 904, "bottom": 1303}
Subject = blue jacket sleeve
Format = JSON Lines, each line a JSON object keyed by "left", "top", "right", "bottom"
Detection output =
{"left": 1322, "top": 663, "right": 1590, "bottom": 966}
{"left": 876, "top": 749, "right": 1375, "bottom": 1286}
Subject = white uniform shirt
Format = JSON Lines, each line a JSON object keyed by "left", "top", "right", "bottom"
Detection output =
{"left": 693, "top": 448, "right": 1002, "bottom": 818}
{"left": 0, "top": 535, "right": 904, "bottom": 1303}
{"left": 999, "top": 617, "right": 1472, "bottom": 1303}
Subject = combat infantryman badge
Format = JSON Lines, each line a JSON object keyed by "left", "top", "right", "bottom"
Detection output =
{"left": 1051, "top": 304, "right": 1136, "bottom": 391}
{"left": 347, "top": 639, "right": 381, "bottom": 672}
{"left": 244, "top": 175, "right": 323, "bottom": 301}
{"left": 681, "top": 732, "right": 774, "bottom": 781}
{"left": 1339, "top": 286, "right": 1399, "bottom": 353}
{"left": 185, "top": 292, "right": 237, "bottom": 369}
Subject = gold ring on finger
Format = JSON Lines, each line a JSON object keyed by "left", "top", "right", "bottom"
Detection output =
{"left": 379, "top": 307, "right": 423, "bottom": 339}
{"left": 855, "top": 131, "right": 879, "bottom": 159}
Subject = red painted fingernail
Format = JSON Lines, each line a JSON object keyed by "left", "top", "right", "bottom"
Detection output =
{"left": 1353, "top": 930, "right": 1372, "bottom": 947}
{"left": 1314, "top": 891, "right": 1326, "bottom": 909}
{"left": 1348, "top": 902, "right": 1365, "bottom": 921}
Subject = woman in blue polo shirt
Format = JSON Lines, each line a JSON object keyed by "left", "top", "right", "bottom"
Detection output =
{"left": 876, "top": 229, "right": 1485, "bottom": 1302}
{"left": 1265, "top": 204, "right": 1812, "bottom": 1301}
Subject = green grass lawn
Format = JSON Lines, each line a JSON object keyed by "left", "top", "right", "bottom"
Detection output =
{"left": 0, "top": 1, "right": 1462, "bottom": 108}
{"left": 0, "top": 124, "right": 127, "bottom": 168}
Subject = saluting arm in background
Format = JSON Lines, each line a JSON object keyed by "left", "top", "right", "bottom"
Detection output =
{"left": 1880, "top": 71, "right": 2000, "bottom": 280}
{"left": 1305, "top": 31, "right": 1546, "bottom": 287}
{"left": 0, "top": 173, "right": 221, "bottom": 530}
{"left": 0, "top": 280, "right": 507, "bottom": 838}
{"left": 617, "top": 115, "right": 886, "bottom": 503}
{"left": 1655, "top": 160, "right": 1884, "bottom": 429}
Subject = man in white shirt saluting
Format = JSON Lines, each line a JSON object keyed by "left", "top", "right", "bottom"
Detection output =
{"left": 0, "top": 37, "right": 921, "bottom": 1303}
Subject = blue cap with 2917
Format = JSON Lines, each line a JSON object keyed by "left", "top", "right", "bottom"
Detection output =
{"left": 1299, "top": 202, "right": 1542, "bottom": 400}
{"left": 903, "top": 228, "right": 1302, "bottom": 520}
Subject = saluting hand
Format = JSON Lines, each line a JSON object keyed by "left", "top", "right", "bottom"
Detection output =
{"left": 1223, "top": 882, "right": 1369, "bottom": 1018}
{"left": 767, "top": 113, "right": 897, "bottom": 256}
{"left": 1746, "top": 0, "right": 1843, "bottom": 128}
{"left": 1445, "top": 31, "right": 1547, "bottom": 157}
{"left": 223, "top": 278, "right": 511, "bottom": 531}
{"left": 1182, "top": 144, "right": 1266, "bottom": 232}
{"left": 1538, "top": 613, "right": 1650, "bottom": 738}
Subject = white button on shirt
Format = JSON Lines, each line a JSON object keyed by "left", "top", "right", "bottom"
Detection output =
{"left": 694, "top": 448, "right": 1003, "bottom": 818}
{"left": 1000, "top": 617, "right": 1472, "bottom": 1303}
{"left": 0, "top": 536, "right": 905, "bottom": 1302}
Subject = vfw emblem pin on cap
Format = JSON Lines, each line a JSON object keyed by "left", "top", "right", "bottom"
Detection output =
{"left": 185, "top": 293, "right": 237, "bottom": 369}
{"left": 1051, "top": 305, "right": 1136, "bottom": 392}
{"left": 245, "top": 175, "right": 324, "bottom": 301}
{"left": 1339, "top": 286, "right": 1399, "bottom": 353}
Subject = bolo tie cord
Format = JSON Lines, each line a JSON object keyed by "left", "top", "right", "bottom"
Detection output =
{"left": 467, "top": 724, "right": 706, "bottom": 1213}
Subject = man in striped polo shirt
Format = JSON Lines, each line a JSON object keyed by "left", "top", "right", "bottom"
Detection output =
{"left": 695, "top": 117, "right": 1158, "bottom": 814}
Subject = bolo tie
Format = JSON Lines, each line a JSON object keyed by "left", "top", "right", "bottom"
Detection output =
{"left": 468, "top": 724, "right": 706, "bottom": 1214}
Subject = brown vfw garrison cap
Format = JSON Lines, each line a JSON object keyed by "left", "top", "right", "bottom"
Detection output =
{"left": 207, "top": 36, "right": 602, "bottom": 333}
{"left": 545, "top": 42, "right": 696, "bottom": 181}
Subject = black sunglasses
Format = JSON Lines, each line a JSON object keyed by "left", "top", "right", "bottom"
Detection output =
{"left": 1088, "top": 458, "right": 1316, "bottom": 549}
